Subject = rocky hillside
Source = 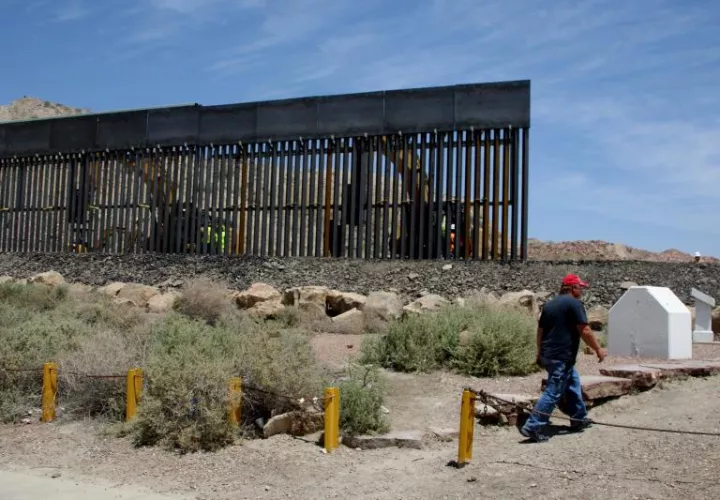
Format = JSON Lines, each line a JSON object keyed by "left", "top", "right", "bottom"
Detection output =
{"left": 527, "top": 239, "right": 716, "bottom": 263}
{"left": 0, "top": 96, "right": 88, "bottom": 122}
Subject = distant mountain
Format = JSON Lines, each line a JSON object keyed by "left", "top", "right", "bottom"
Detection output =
{"left": 0, "top": 96, "right": 89, "bottom": 122}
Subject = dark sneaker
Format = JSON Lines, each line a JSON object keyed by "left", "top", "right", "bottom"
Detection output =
{"left": 519, "top": 426, "right": 549, "bottom": 443}
{"left": 569, "top": 418, "right": 593, "bottom": 432}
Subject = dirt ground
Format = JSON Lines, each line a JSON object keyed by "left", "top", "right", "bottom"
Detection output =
{"left": 1, "top": 337, "right": 719, "bottom": 500}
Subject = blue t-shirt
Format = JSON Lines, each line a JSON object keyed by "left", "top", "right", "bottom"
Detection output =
{"left": 538, "top": 294, "right": 588, "bottom": 363}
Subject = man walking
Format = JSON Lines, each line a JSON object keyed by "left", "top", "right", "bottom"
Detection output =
{"left": 519, "top": 273, "right": 607, "bottom": 442}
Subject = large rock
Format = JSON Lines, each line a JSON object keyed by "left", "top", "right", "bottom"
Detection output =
{"left": 599, "top": 364, "right": 662, "bottom": 389}
{"left": 28, "top": 271, "right": 65, "bottom": 287}
{"left": 263, "top": 410, "right": 324, "bottom": 438}
{"left": 587, "top": 306, "right": 609, "bottom": 332}
{"left": 283, "top": 286, "right": 329, "bottom": 317}
{"left": 67, "top": 283, "right": 93, "bottom": 299}
{"left": 246, "top": 300, "right": 285, "bottom": 320}
{"left": 116, "top": 283, "right": 160, "bottom": 308}
{"left": 147, "top": 292, "right": 180, "bottom": 314}
{"left": 403, "top": 294, "right": 449, "bottom": 315}
{"left": 342, "top": 430, "right": 424, "bottom": 450}
{"left": 499, "top": 290, "right": 539, "bottom": 317}
{"left": 98, "top": 282, "right": 127, "bottom": 297}
{"left": 234, "top": 283, "right": 281, "bottom": 309}
{"left": 326, "top": 290, "right": 366, "bottom": 316}
{"left": 329, "top": 308, "right": 365, "bottom": 334}
{"left": 541, "top": 375, "right": 632, "bottom": 401}
{"left": 364, "top": 291, "right": 404, "bottom": 322}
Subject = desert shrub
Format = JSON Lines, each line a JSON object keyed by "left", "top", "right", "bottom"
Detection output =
{"left": 451, "top": 307, "right": 538, "bottom": 377}
{"left": 362, "top": 304, "right": 539, "bottom": 377}
{"left": 130, "top": 313, "right": 324, "bottom": 453}
{"left": 360, "top": 306, "right": 469, "bottom": 372}
{"left": 338, "top": 365, "right": 389, "bottom": 437}
{"left": 0, "top": 284, "right": 152, "bottom": 422}
{"left": 173, "top": 278, "right": 231, "bottom": 325}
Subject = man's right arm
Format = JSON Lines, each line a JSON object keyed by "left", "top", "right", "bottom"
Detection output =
{"left": 578, "top": 324, "right": 606, "bottom": 362}
{"left": 573, "top": 300, "right": 607, "bottom": 362}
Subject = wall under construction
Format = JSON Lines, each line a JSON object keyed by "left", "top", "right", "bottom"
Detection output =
{"left": 0, "top": 80, "right": 530, "bottom": 260}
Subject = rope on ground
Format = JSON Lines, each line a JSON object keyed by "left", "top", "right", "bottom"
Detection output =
{"left": 492, "top": 460, "right": 720, "bottom": 488}
{"left": 468, "top": 388, "right": 720, "bottom": 438}
{"left": 241, "top": 382, "right": 332, "bottom": 413}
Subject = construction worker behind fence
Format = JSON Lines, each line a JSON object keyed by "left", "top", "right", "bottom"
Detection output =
{"left": 519, "top": 273, "right": 607, "bottom": 443}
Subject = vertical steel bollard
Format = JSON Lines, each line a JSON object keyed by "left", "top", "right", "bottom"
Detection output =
{"left": 228, "top": 377, "right": 243, "bottom": 427}
{"left": 456, "top": 389, "right": 476, "bottom": 467}
{"left": 324, "top": 387, "right": 340, "bottom": 452}
{"left": 125, "top": 368, "right": 143, "bottom": 422}
{"left": 41, "top": 362, "right": 57, "bottom": 423}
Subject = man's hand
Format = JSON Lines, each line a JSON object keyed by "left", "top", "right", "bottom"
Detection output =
{"left": 596, "top": 348, "right": 607, "bottom": 363}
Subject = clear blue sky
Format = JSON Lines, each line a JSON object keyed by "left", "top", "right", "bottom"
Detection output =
{"left": 1, "top": 0, "right": 719, "bottom": 256}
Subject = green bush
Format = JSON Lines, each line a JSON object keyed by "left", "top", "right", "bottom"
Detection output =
{"left": 362, "top": 304, "right": 539, "bottom": 377}
{"left": 338, "top": 365, "right": 390, "bottom": 437}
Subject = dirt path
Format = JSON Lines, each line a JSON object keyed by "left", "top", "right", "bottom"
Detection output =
{"left": 1, "top": 373, "right": 719, "bottom": 500}
{"left": 0, "top": 469, "right": 191, "bottom": 500}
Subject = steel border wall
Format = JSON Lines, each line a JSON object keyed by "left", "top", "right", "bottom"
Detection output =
{"left": 0, "top": 80, "right": 530, "bottom": 261}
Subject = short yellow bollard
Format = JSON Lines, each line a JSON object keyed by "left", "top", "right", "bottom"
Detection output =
{"left": 125, "top": 368, "right": 143, "bottom": 422}
{"left": 456, "top": 389, "right": 476, "bottom": 468}
{"left": 41, "top": 362, "right": 57, "bottom": 423}
{"left": 324, "top": 387, "right": 340, "bottom": 452}
{"left": 228, "top": 377, "right": 243, "bottom": 427}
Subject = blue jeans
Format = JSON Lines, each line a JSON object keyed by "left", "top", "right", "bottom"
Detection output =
{"left": 522, "top": 358, "right": 587, "bottom": 434}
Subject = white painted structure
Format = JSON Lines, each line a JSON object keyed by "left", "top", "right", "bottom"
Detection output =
{"left": 608, "top": 286, "right": 692, "bottom": 360}
{"left": 691, "top": 288, "right": 716, "bottom": 343}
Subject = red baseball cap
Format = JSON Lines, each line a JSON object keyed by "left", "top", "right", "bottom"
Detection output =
{"left": 562, "top": 273, "right": 589, "bottom": 288}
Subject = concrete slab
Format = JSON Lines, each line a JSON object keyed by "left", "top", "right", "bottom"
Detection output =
{"left": 342, "top": 430, "right": 424, "bottom": 450}
{"left": 640, "top": 361, "right": 720, "bottom": 378}
{"left": 599, "top": 364, "right": 663, "bottom": 389}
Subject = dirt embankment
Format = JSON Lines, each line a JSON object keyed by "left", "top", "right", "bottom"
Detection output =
{"left": 1, "top": 253, "right": 718, "bottom": 308}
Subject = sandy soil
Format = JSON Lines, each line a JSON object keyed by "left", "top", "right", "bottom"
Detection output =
{"left": 1, "top": 339, "right": 719, "bottom": 500}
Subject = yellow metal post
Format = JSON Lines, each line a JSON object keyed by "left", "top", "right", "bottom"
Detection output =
{"left": 456, "top": 389, "right": 476, "bottom": 467}
{"left": 228, "top": 377, "right": 243, "bottom": 427}
{"left": 324, "top": 387, "right": 340, "bottom": 452}
{"left": 125, "top": 368, "right": 143, "bottom": 422}
{"left": 41, "top": 362, "right": 57, "bottom": 423}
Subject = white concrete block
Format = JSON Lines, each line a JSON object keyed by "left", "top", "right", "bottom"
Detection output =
{"left": 691, "top": 288, "right": 715, "bottom": 343}
{"left": 608, "top": 286, "right": 692, "bottom": 360}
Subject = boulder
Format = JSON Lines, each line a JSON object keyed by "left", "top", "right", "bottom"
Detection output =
{"left": 580, "top": 375, "right": 632, "bottom": 400}
{"left": 342, "top": 430, "right": 424, "bottom": 450}
{"left": 116, "top": 284, "right": 160, "bottom": 308}
{"left": 263, "top": 410, "right": 324, "bottom": 438}
{"left": 283, "top": 286, "right": 329, "bottom": 317}
{"left": 28, "top": 271, "right": 65, "bottom": 287}
{"left": 599, "top": 365, "right": 662, "bottom": 389}
{"left": 587, "top": 306, "right": 609, "bottom": 332}
{"left": 98, "top": 282, "right": 127, "bottom": 297}
{"left": 464, "top": 288, "right": 500, "bottom": 306}
{"left": 326, "top": 290, "right": 366, "bottom": 316}
{"left": 235, "top": 283, "right": 281, "bottom": 309}
{"left": 247, "top": 300, "right": 285, "bottom": 320}
{"left": 403, "top": 294, "right": 449, "bottom": 315}
{"left": 113, "top": 297, "right": 139, "bottom": 309}
{"left": 499, "top": 290, "right": 539, "bottom": 317}
{"left": 329, "top": 308, "right": 365, "bottom": 334}
{"left": 364, "top": 291, "right": 404, "bottom": 322}
{"left": 147, "top": 292, "right": 180, "bottom": 314}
